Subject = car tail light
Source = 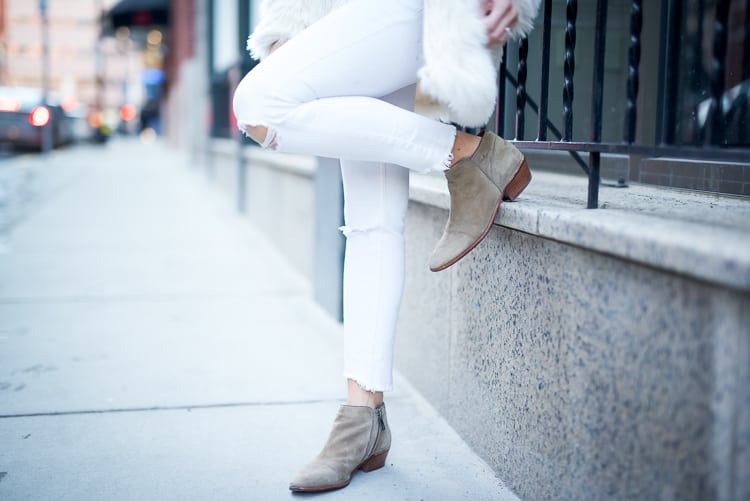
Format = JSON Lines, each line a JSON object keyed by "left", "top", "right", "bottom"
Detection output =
{"left": 88, "top": 110, "right": 103, "bottom": 128}
{"left": 120, "top": 103, "right": 137, "bottom": 122}
{"left": 62, "top": 96, "right": 78, "bottom": 112}
{"left": 0, "top": 97, "right": 21, "bottom": 112}
{"left": 30, "top": 106, "right": 51, "bottom": 127}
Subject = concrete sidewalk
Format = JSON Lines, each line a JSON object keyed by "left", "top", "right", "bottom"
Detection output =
{"left": 0, "top": 139, "right": 517, "bottom": 500}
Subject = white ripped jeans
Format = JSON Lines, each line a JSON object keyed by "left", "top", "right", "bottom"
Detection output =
{"left": 232, "top": 0, "right": 457, "bottom": 391}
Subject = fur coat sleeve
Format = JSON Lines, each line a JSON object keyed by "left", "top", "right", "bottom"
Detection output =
{"left": 247, "top": 0, "right": 541, "bottom": 127}
{"left": 246, "top": 0, "right": 349, "bottom": 60}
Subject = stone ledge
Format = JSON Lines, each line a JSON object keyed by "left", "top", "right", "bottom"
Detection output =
{"left": 209, "top": 140, "right": 317, "bottom": 179}
{"left": 207, "top": 137, "right": 238, "bottom": 157}
{"left": 207, "top": 139, "right": 750, "bottom": 292}
{"left": 243, "top": 146, "right": 317, "bottom": 178}
{"left": 410, "top": 170, "right": 750, "bottom": 292}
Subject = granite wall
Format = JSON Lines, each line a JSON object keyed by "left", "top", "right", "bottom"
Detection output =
{"left": 396, "top": 201, "right": 750, "bottom": 501}
{"left": 208, "top": 142, "right": 317, "bottom": 283}
{"left": 207, "top": 143, "right": 344, "bottom": 320}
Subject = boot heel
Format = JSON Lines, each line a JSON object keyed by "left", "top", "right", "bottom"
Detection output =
{"left": 360, "top": 450, "right": 388, "bottom": 472}
{"left": 502, "top": 159, "right": 532, "bottom": 201}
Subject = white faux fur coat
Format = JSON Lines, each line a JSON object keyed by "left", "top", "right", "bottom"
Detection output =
{"left": 247, "top": 0, "right": 541, "bottom": 127}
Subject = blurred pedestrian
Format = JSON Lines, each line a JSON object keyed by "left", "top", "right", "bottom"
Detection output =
{"left": 139, "top": 98, "right": 160, "bottom": 133}
{"left": 232, "top": 0, "right": 540, "bottom": 493}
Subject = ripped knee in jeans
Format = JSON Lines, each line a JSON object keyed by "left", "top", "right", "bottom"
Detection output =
{"left": 239, "top": 123, "right": 279, "bottom": 150}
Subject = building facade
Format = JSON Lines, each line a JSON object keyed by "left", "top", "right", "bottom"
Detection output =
{"left": 0, "top": 0, "right": 143, "bottom": 113}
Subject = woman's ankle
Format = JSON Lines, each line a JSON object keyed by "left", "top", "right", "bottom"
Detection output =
{"left": 449, "top": 131, "right": 481, "bottom": 167}
{"left": 346, "top": 379, "right": 384, "bottom": 408}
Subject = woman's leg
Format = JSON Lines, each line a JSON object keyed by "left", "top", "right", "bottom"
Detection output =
{"left": 232, "top": 0, "right": 456, "bottom": 174}
{"left": 287, "top": 88, "right": 412, "bottom": 494}
{"left": 341, "top": 85, "right": 414, "bottom": 404}
{"left": 235, "top": 1, "right": 533, "bottom": 494}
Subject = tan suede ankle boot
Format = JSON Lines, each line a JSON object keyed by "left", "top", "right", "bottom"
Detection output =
{"left": 289, "top": 403, "right": 391, "bottom": 492}
{"left": 429, "top": 132, "right": 531, "bottom": 272}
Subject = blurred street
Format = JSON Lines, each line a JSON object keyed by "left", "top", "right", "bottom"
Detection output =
{"left": 0, "top": 139, "right": 515, "bottom": 501}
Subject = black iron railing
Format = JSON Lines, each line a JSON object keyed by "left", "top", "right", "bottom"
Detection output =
{"left": 496, "top": 0, "right": 749, "bottom": 208}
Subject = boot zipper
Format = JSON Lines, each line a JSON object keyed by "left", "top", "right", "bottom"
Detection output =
{"left": 364, "top": 407, "right": 386, "bottom": 460}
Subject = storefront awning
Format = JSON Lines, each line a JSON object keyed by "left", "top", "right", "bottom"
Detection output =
{"left": 107, "top": 0, "right": 169, "bottom": 28}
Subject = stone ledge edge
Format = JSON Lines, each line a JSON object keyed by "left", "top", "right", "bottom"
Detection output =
{"left": 206, "top": 140, "right": 750, "bottom": 292}
{"left": 409, "top": 172, "right": 750, "bottom": 292}
{"left": 209, "top": 139, "right": 317, "bottom": 178}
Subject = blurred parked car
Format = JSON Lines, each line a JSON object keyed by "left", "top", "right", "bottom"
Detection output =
{"left": 62, "top": 102, "right": 97, "bottom": 143}
{"left": 695, "top": 79, "right": 750, "bottom": 146}
{"left": 0, "top": 86, "right": 76, "bottom": 151}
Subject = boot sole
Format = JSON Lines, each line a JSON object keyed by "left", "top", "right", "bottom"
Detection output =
{"left": 288, "top": 450, "right": 389, "bottom": 493}
{"left": 429, "top": 158, "right": 531, "bottom": 273}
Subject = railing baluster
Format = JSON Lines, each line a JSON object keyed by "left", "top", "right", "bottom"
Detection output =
{"left": 656, "top": 0, "right": 682, "bottom": 145}
{"left": 496, "top": 44, "right": 507, "bottom": 137}
{"left": 491, "top": 0, "right": 749, "bottom": 206}
{"left": 588, "top": 0, "right": 608, "bottom": 209}
{"left": 515, "top": 38, "right": 529, "bottom": 140}
{"left": 706, "top": 0, "right": 731, "bottom": 146}
{"left": 505, "top": 72, "right": 590, "bottom": 175}
{"left": 624, "top": 0, "right": 643, "bottom": 144}
{"left": 563, "top": 0, "right": 577, "bottom": 142}
{"left": 536, "top": 0, "right": 553, "bottom": 141}
{"left": 690, "top": 0, "right": 706, "bottom": 143}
